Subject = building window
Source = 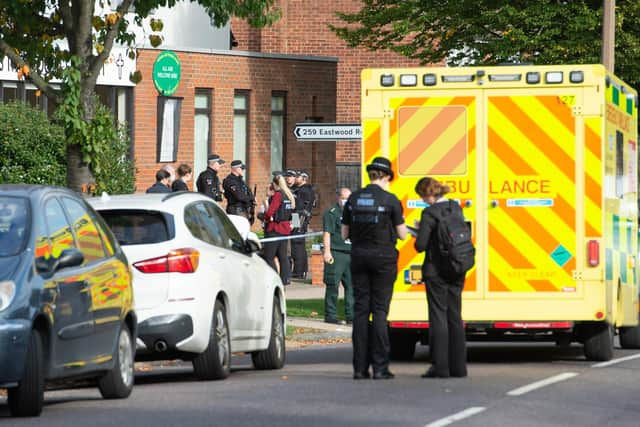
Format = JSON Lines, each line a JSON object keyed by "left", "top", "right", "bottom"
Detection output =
{"left": 271, "top": 92, "right": 286, "bottom": 172}
{"left": 157, "top": 96, "right": 183, "bottom": 162}
{"left": 0, "top": 81, "right": 18, "bottom": 103}
{"left": 336, "top": 162, "right": 361, "bottom": 191}
{"left": 194, "top": 89, "right": 212, "bottom": 177}
{"left": 233, "top": 90, "right": 249, "bottom": 171}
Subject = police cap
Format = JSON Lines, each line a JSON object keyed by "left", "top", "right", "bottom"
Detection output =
{"left": 207, "top": 154, "right": 225, "bottom": 164}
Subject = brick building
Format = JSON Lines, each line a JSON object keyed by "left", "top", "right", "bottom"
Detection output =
{"left": 133, "top": 48, "right": 337, "bottom": 224}
{"left": 231, "top": 0, "right": 421, "bottom": 188}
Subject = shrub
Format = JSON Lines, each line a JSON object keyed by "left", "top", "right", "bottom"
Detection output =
{"left": 90, "top": 104, "right": 136, "bottom": 195}
{"left": 0, "top": 101, "right": 66, "bottom": 185}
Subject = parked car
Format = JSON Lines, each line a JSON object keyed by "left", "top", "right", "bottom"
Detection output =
{"left": 88, "top": 192, "right": 286, "bottom": 380}
{"left": 0, "top": 185, "right": 136, "bottom": 417}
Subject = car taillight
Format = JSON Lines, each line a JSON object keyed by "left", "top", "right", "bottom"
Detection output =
{"left": 587, "top": 240, "right": 599, "bottom": 267}
{"left": 133, "top": 248, "right": 200, "bottom": 273}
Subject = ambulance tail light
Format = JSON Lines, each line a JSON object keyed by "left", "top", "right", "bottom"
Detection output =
{"left": 587, "top": 240, "right": 599, "bottom": 267}
{"left": 133, "top": 248, "right": 200, "bottom": 273}
{"left": 389, "top": 321, "right": 430, "bottom": 329}
{"left": 493, "top": 322, "right": 573, "bottom": 329}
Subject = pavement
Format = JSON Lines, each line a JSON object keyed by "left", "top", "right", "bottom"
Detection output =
{"left": 284, "top": 280, "right": 352, "bottom": 345}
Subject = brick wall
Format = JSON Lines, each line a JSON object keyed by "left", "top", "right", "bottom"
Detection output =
{"left": 134, "top": 49, "right": 337, "bottom": 229}
{"left": 231, "top": 0, "right": 423, "bottom": 163}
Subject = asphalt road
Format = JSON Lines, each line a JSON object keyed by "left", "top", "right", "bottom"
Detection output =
{"left": 1, "top": 342, "right": 639, "bottom": 426}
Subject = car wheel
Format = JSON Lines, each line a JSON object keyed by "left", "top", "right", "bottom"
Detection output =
{"left": 98, "top": 325, "right": 134, "bottom": 399}
{"left": 193, "top": 300, "right": 230, "bottom": 380}
{"left": 8, "top": 329, "right": 45, "bottom": 417}
{"left": 583, "top": 322, "right": 614, "bottom": 361}
{"left": 620, "top": 323, "right": 640, "bottom": 349}
{"left": 252, "top": 296, "right": 286, "bottom": 370}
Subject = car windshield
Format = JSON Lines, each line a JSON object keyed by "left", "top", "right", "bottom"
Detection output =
{"left": 0, "top": 196, "right": 30, "bottom": 257}
{"left": 98, "top": 209, "right": 170, "bottom": 245}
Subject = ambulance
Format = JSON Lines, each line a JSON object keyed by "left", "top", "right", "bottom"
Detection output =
{"left": 360, "top": 64, "right": 640, "bottom": 361}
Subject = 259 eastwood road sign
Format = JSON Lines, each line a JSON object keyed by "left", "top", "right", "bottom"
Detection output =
{"left": 294, "top": 123, "right": 362, "bottom": 141}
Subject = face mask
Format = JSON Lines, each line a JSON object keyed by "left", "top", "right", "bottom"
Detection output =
{"left": 340, "top": 199, "right": 347, "bottom": 207}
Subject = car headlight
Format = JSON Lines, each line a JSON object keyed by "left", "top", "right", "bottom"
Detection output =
{"left": 0, "top": 281, "right": 16, "bottom": 311}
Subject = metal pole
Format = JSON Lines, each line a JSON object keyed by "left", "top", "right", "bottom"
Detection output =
{"left": 602, "top": 0, "right": 615, "bottom": 72}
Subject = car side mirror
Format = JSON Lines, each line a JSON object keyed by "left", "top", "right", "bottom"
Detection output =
{"left": 57, "top": 248, "right": 84, "bottom": 270}
{"left": 246, "top": 232, "right": 262, "bottom": 253}
{"left": 36, "top": 248, "right": 84, "bottom": 276}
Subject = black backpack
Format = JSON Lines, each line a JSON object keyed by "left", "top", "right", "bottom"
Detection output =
{"left": 430, "top": 201, "right": 475, "bottom": 276}
{"left": 273, "top": 191, "right": 293, "bottom": 222}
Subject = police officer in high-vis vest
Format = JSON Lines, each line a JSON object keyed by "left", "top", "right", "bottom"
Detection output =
{"left": 323, "top": 187, "right": 354, "bottom": 325}
{"left": 342, "top": 157, "right": 407, "bottom": 380}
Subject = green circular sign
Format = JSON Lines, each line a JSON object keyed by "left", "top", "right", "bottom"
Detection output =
{"left": 153, "top": 51, "right": 181, "bottom": 96}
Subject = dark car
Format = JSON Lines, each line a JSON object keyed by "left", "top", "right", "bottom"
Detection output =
{"left": 0, "top": 185, "right": 137, "bottom": 417}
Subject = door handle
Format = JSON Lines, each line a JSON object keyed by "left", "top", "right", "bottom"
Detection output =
{"left": 218, "top": 253, "right": 226, "bottom": 259}
{"left": 243, "top": 260, "right": 251, "bottom": 267}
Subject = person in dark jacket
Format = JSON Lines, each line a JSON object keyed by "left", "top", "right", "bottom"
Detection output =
{"left": 342, "top": 156, "right": 407, "bottom": 380}
{"left": 146, "top": 169, "right": 172, "bottom": 193}
{"left": 196, "top": 154, "right": 225, "bottom": 201}
{"left": 172, "top": 163, "right": 192, "bottom": 192}
{"left": 223, "top": 160, "right": 255, "bottom": 221}
{"left": 261, "top": 174, "right": 296, "bottom": 285}
{"left": 414, "top": 177, "right": 468, "bottom": 379}
{"left": 291, "top": 170, "right": 315, "bottom": 279}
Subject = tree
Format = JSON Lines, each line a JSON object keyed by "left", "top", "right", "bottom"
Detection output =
{"left": 0, "top": 0, "right": 279, "bottom": 191}
{"left": 331, "top": 0, "right": 640, "bottom": 90}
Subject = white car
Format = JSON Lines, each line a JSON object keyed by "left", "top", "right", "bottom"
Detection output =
{"left": 88, "top": 192, "right": 286, "bottom": 380}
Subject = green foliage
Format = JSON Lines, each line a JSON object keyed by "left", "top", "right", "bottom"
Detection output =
{"left": 90, "top": 105, "right": 137, "bottom": 196}
{"left": 331, "top": 0, "right": 640, "bottom": 89}
{"left": 55, "top": 57, "right": 90, "bottom": 160}
{"left": 0, "top": 101, "right": 66, "bottom": 185}
{"left": 287, "top": 299, "right": 347, "bottom": 321}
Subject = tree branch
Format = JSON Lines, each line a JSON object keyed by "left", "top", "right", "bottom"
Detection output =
{"left": 0, "top": 37, "right": 60, "bottom": 103}
{"left": 89, "top": 0, "right": 134, "bottom": 79}
{"left": 58, "top": 1, "right": 75, "bottom": 51}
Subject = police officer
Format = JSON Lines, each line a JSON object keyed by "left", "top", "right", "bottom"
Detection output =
{"left": 341, "top": 157, "right": 407, "bottom": 380}
{"left": 284, "top": 169, "right": 298, "bottom": 190}
{"left": 196, "top": 154, "right": 225, "bottom": 201}
{"left": 291, "top": 170, "right": 316, "bottom": 279}
{"left": 323, "top": 187, "right": 353, "bottom": 325}
{"left": 223, "top": 160, "right": 256, "bottom": 221}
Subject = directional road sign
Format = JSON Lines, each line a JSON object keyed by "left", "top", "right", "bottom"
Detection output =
{"left": 294, "top": 123, "right": 362, "bottom": 142}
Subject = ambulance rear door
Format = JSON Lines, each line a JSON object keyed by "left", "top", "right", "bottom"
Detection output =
{"left": 483, "top": 82, "right": 589, "bottom": 302}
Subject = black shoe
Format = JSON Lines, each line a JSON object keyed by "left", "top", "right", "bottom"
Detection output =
{"left": 421, "top": 367, "right": 450, "bottom": 378}
{"left": 353, "top": 371, "right": 371, "bottom": 380}
{"left": 325, "top": 319, "right": 346, "bottom": 325}
{"left": 373, "top": 370, "right": 395, "bottom": 380}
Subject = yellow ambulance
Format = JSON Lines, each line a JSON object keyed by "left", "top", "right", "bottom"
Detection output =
{"left": 360, "top": 64, "right": 639, "bottom": 361}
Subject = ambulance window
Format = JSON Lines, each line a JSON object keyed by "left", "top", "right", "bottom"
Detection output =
{"left": 616, "top": 130, "right": 624, "bottom": 198}
{"left": 397, "top": 105, "right": 468, "bottom": 176}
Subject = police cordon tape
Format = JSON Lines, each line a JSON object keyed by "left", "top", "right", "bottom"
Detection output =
{"left": 259, "top": 231, "right": 323, "bottom": 243}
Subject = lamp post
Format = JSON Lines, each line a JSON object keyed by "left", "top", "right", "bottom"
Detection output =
{"left": 601, "top": 0, "right": 615, "bottom": 72}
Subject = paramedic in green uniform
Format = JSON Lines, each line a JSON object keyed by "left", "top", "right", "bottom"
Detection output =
{"left": 323, "top": 188, "right": 354, "bottom": 324}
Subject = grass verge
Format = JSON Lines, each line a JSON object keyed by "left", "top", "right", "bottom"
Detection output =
{"left": 286, "top": 299, "right": 347, "bottom": 321}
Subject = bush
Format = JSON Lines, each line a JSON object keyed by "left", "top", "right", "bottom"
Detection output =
{"left": 90, "top": 104, "right": 136, "bottom": 195}
{"left": 0, "top": 101, "right": 66, "bottom": 185}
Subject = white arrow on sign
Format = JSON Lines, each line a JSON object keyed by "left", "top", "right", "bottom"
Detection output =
{"left": 294, "top": 123, "right": 362, "bottom": 141}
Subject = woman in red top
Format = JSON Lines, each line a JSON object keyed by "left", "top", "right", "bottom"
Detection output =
{"left": 262, "top": 174, "right": 296, "bottom": 285}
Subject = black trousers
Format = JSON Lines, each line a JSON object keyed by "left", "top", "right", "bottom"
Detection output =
{"left": 290, "top": 231, "right": 308, "bottom": 277}
{"left": 426, "top": 273, "right": 467, "bottom": 377}
{"left": 262, "top": 232, "right": 291, "bottom": 284}
{"left": 351, "top": 250, "right": 397, "bottom": 374}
